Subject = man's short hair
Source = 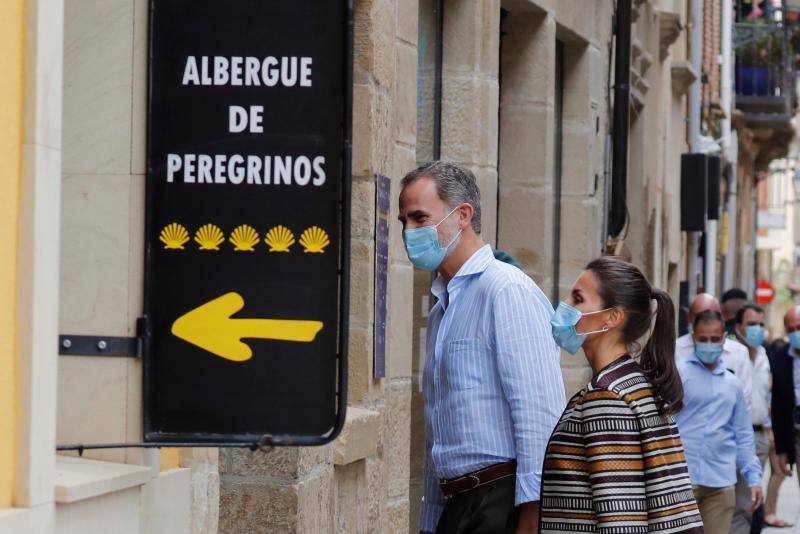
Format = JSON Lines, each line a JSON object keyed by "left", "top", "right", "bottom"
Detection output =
{"left": 401, "top": 161, "right": 482, "bottom": 234}
{"left": 735, "top": 303, "right": 764, "bottom": 324}
{"left": 721, "top": 288, "right": 748, "bottom": 303}
{"left": 693, "top": 309, "right": 724, "bottom": 330}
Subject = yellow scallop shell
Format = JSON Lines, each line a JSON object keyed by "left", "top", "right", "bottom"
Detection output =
{"left": 229, "top": 224, "right": 260, "bottom": 251}
{"left": 159, "top": 223, "right": 190, "bottom": 250}
{"left": 264, "top": 225, "right": 295, "bottom": 252}
{"left": 299, "top": 226, "right": 330, "bottom": 253}
{"left": 194, "top": 224, "right": 224, "bottom": 251}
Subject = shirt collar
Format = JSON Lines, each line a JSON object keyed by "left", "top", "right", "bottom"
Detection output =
{"left": 790, "top": 346, "right": 800, "bottom": 359}
{"left": 686, "top": 352, "right": 726, "bottom": 375}
{"left": 430, "top": 244, "right": 494, "bottom": 301}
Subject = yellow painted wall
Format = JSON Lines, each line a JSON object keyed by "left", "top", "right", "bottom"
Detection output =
{"left": 159, "top": 448, "right": 181, "bottom": 471}
{"left": 0, "top": 0, "right": 25, "bottom": 510}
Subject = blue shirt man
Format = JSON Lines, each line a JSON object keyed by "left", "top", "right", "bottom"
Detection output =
{"left": 676, "top": 354, "right": 761, "bottom": 488}
{"left": 398, "top": 162, "right": 565, "bottom": 534}
{"left": 675, "top": 309, "right": 762, "bottom": 534}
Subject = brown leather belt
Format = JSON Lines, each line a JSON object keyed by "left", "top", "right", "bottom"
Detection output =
{"left": 438, "top": 461, "right": 516, "bottom": 499}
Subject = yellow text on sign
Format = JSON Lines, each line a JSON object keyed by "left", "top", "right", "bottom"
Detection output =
{"left": 171, "top": 292, "right": 323, "bottom": 362}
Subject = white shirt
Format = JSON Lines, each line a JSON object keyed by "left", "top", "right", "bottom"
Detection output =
{"left": 748, "top": 346, "right": 771, "bottom": 426}
{"left": 676, "top": 333, "right": 753, "bottom": 410}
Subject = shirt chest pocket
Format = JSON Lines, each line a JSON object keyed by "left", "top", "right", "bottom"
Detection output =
{"left": 442, "top": 338, "right": 487, "bottom": 390}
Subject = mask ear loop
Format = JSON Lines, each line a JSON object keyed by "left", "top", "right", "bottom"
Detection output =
{"left": 576, "top": 325, "right": 609, "bottom": 336}
{"left": 575, "top": 307, "right": 613, "bottom": 336}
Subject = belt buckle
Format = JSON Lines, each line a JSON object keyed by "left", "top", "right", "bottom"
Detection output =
{"left": 466, "top": 474, "right": 481, "bottom": 490}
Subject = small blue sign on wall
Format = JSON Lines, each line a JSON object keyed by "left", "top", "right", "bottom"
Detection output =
{"left": 374, "top": 174, "right": 390, "bottom": 378}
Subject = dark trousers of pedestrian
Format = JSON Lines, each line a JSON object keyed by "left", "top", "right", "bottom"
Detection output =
{"left": 435, "top": 476, "right": 518, "bottom": 534}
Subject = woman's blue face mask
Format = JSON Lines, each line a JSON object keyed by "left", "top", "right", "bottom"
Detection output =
{"left": 403, "top": 206, "right": 462, "bottom": 271}
{"left": 550, "top": 301, "right": 611, "bottom": 355}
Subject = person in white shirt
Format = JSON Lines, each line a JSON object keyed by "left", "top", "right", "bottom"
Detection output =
{"left": 675, "top": 293, "right": 753, "bottom": 407}
{"left": 731, "top": 303, "right": 772, "bottom": 534}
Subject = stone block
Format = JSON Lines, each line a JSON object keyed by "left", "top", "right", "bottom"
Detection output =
{"left": 385, "top": 379, "right": 411, "bottom": 498}
{"left": 442, "top": 0, "right": 478, "bottom": 73}
{"left": 387, "top": 497, "right": 411, "bottom": 534}
{"left": 297, "top": 465, "right": 335, "bottom": 533}
{"left": 62, "top": 0, "right": 133, "bottom": 175}
{"left": 440, "top": 77, "right": 480, "bottom": 163}
{"left": 226, "top": 444, "right": 332, "bottom": 480}
{"left": 351, "top": 177, "right": 376, "bottom": 240}
{"left": 500, "top": 12, "right": 553, "bottom": 106}
{"left": 387, "top": 263, "right": 413, "bottom": 378}
{"left": 127, "top": 175, "right": 145, "bottom": 331}
{"left": 219, "top": 480, "right": 297, "bottom": 534}
{"left": 334, "top": 407, "right": 381, "bottom": 466}
{"left": 57, "top": 357, "right": 128, "bottom": 464}
{"left": 391, "top": 145, "right": 416, "bottom": 260}
{"left": 349, "top": 239, "right": 376, "bottom": 328}
{"left": 59, "top": 175, "right": 132, "bottom": 336}
{"left": 130, "top": 0, "right": 148, "bottom": 175}
{"left": 475, "top": 166, "right": 498, "bottom": 246}
{"left": 479, "top": 0, "right": 501, "bottom": 76}
{"left": 394, "top": 42, "right": 418, "bottom": 145}
{"left": 334, "top": 460, "right": 368, "bottom": 534}
{"left": 366, "top": 455, "right": 388, "bottom": 532}
{"left": 497, "top": 184, "right": 553, "bottom": 274}
{"left": 348, "top": 327, "right": 373, "bottom": 403}
{"left": 352, "top": 83, "right": 376, "bottom": 177}
{"left": 497, "top": 104, "right": 553, "bottom": 186}
{"left": 478, "top": 80, "right": 500, "bottom": 168}
{"left": 395, "top": 0, "right": 419, "bottom": 45}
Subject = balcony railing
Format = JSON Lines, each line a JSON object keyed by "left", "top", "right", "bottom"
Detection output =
{"left": 734, "top": 4, "right": 797, "bottom": 129}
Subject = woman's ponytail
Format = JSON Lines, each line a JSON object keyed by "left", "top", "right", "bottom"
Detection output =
{"left": 586, "top": 257, "right": 684, "bottom": 415}
{"left": 639, "top": 289, "right": 683, "bottom": 414}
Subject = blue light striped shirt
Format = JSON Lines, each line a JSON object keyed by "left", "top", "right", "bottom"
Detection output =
{"left": 675, "top": 354, "right": 762, "bottom": 489}
{"left": 420, "top": 245, "right": 566, "bottom": 531}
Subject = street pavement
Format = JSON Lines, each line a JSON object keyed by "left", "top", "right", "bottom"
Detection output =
{"left": 763, "top": 464, "right": 800, "bottom": 534}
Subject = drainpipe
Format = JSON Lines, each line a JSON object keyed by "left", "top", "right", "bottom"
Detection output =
{"left": 608, "top": 0, "right": 632, "bottom": 238}
{"left": 687, "top": 0, "right": 704, "bottom": 297}
{"left": 720, "top": 0, "right": 736, "bottom": 291}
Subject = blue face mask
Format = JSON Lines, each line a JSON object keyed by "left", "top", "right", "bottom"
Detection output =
{"left": 550, "top": 301, "right": 611, "bottom": 355}
{"left": 403, "top": 206, "right": 462, "bottom": 271}
{"left": 695, "top": 342, "right": 724, "bottom": 364}
{"left": 788, "top": 331, "right": 800, "bottom": 350}
{"left": 744, "top": 324, "right": 765, "bottom": 348}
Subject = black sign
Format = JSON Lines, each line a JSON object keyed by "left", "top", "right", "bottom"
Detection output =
{"left": 144, "top": 0, "right": 351, "bottom": 444}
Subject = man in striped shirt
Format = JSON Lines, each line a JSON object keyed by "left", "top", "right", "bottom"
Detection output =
{"left": 398, "top": 162, "right": 566, "bottom": 533}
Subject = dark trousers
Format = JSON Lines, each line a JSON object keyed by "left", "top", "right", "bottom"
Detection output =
{"left": 435, "top": 475, "right": 518, "bottom": 534}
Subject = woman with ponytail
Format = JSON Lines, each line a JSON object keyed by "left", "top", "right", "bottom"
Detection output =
{"left": 539, "top": 256, "right": 704, "bottom": 533}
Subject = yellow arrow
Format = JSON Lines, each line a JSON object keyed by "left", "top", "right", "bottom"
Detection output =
{"left": 171, "top": 292, "right": 323, "bottom": 362}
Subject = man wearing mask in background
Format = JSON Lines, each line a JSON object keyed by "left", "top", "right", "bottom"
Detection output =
{"left": 731, "top": 303, "right": 772, "bottom": 534}
{"left": 675, "top": 293, "right": 753, "bottom": 408}
{"left": 722, "top": 288, "right": 749, "bottom": 337}
{"left": 770, "top": 306, "right": 800, "bottom": 497}
{"left": 676, "top": 310, "right": 763, "bottom": 534}
{"left": 398, "top": 161, "right": 565, "bottom": 534}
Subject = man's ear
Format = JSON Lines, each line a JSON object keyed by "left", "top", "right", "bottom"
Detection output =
{"left": 458, "top": 203, "right": 474, "bottom": 230}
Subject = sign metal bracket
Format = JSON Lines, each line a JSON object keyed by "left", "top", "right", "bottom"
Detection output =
{"left": 58, "top": 317, "right": 148, "bottom": 357}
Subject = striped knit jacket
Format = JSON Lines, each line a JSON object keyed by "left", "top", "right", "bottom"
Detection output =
{"left": 540, "top": 356, "right": 704, "bottom": 534}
